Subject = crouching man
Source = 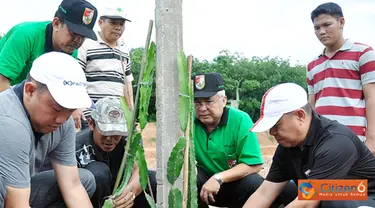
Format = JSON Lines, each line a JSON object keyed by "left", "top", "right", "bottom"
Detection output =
{"left": 244, "top": 83, "right": 375, "bottom": 208}
{"left": 0, "top": 52, "right": 96, "bottom": 208}
{"left": 76, "top": 97, "right": 157, "bottom": 208}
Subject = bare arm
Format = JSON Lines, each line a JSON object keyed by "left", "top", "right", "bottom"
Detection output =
{"left": 285, "top": 197, "right": 320, "bottom": 208}
{"left": 363, "top": 83, "right": 375, "bottom": 152}
{"left": 220, "top": 163, "right": 261, "bottom": 183}
{"left": 308, "top": 94, "right": 315, "bottom": 109}
{"left": 243, "top": 180, "right": 288, "bottom": 208}
{"left": 5, "top": 186, "right": 30, "bottom": 208}
{"left": 123, "top": 82, "right": 134, "bottom": 111}
{"left": 0, "top": 74, "right": 10, "bottom": 92}
{"left": 52, "top": 161, "right": 92, "bottom": 208}
{"left": 364, "top": 83, "right": 375, "bottom": 136}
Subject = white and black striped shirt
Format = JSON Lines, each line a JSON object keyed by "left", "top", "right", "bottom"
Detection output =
{"left": 78, "top": 32, "right": 134, "bottom": 117}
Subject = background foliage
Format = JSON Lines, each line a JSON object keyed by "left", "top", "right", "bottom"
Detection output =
{"left": 130, "top": 48, "right": 307, "bottom": 121}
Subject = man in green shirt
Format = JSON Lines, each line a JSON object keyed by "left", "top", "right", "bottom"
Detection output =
{"left": 193, "top": 72, "right": 297, "bottom": 208}
{"left": 0, "top": 0, "right": 98, "bottom": 92}
{"left": 193, "top": 72, "right": 264, "bottom": 207}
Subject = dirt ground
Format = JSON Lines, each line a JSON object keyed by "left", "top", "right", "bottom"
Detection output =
{"left": 141, "top": 123, "right": 277, "bottom": 178}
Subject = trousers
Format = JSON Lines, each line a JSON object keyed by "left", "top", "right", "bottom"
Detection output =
{"left": 197, "top": 166, "right": 297, "bottom": 208}
{"left": 30, "top": 168, "right": 96, "bottom": 208}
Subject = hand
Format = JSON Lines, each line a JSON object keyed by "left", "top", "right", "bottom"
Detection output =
{"left": 200, "top": 176, "right": 221, "bottom": 205}
{"left": 72, "top": 109, "right": 85, "bottom": 129}
{"left": 113, "top": 189, "right": 135, "bottom": 208}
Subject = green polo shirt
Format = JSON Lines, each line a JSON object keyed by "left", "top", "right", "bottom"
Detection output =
{"left": 194, "top": 106, "right": 264, "bottom": 175}
{"left": 0, "top": 21, "right": 78, "bottom": 85}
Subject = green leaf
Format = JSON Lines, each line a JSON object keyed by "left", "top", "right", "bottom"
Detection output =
{"left": 168, "top": 187, "right": 183, "bottom": 208}
{"left": 177, "top": 51, "right": 189, "bottom": 132}
{"left": 145, "top": 191, "right": 157, "bottom": 208}
{"left": 167, "top": 137, "right": 186, "bottom": 185}
{"left": 187, "top": 139, "right": 198, "bottom": 208}
{"left": 136, "top": 145, "right": 149, "bottom": 190}
{"left": 114, "top": 132, "right": 142, "bottom": 196}
{"left": 120, "top": 97, "right": 133, "bottom": 133}
{"left": 139, "top": 42, "right": 156, "bottom": 130}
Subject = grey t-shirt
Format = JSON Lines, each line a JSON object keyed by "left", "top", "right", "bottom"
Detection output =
{"left": 0, "top": 84, "right": 77, "bottom": 188}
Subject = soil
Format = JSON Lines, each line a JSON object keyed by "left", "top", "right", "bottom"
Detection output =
{"left": 141, "top": 123, "right": 277, "bottom": 178}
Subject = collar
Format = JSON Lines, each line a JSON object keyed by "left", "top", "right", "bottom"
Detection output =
{"left": 44, "top": 23, "right": 54, "bottom": 53}
{"left": 195, "top": 106, "right": 229, "bottom": 128}
{"left": 319, "top": 39, "right": 354, "bottom": 57}
{"left": 13, "top": 81, "right": 44, "bottom": 141}
{"left": 300, "top": 110, "right": 322, "bottom": 149}
{"left": 13, "top": 81, "right": 30, "bottom": 118}
{"left": 88, "top": 130, "right": 103, "bottom": 156}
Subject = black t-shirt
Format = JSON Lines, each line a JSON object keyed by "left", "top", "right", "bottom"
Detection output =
{"left": 76, "top": 128, "right": 126, "bottom": 186}
{"left": 267, "top": 110, "right": 375, "bottom": 195}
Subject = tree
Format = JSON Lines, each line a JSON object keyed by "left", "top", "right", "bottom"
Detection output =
{"left": 130, "top": 48, "right": 307, "bottom": 122}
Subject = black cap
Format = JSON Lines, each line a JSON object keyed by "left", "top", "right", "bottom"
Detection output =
{"left": 192, "top": 72, "right": 225, "bottom": 98}
{"left": 57, "top": 0, "right": 98, "bottom": 40}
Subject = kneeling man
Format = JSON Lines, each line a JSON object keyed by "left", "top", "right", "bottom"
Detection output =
{"left": 244, "top": 83, "right": 375, "bottom": 208}
{"left": 76, "top": 97, "right": 157, "bottom": 208}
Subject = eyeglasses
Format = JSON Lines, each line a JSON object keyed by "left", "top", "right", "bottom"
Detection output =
{"left": 68, "top": 29, "right": 85, "bottom": 41}
{"left": 194, "top": 97, "right": 221, "bottom": 108}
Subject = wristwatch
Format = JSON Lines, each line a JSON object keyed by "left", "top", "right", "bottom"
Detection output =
{"left": 213, "top": 174, "right": 223, "bottom": 185}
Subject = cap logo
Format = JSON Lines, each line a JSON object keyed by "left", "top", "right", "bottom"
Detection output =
{"left": 116, "top": 8, "right": 123, "bottom": 14}
{"left": 82, "top": 8, "right": 95, "bottom": 25}
{"left": 108, "top": 109, "right": 122, "bottom": 122}
{"left": 195, "top": 75, "right": 205, "bottom": 90}
{"left": 59, "top": 6, "right": 67, "bottom": 14}
{"left": 63, "top": 80, "right": 86, "bottom": 87}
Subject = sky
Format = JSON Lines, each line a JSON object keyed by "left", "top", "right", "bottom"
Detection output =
{"left": 0, "top": 0, "right": 374, "bottom": 66}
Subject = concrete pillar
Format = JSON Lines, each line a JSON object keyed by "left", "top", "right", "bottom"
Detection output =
{"left": 155, "top": 0, "right": 184, "bottom": 207}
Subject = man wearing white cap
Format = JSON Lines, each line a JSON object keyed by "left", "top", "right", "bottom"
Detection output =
{"left": 0, "top": 52, "right": 96, "bottom": 207}
{"left": 244, "top": 83, "right": 375, "bottom": 208}
{"left": 74, "top": 6, "right": 134, "bottom": 130}
{"left": 75, "top": 97, "right": 156, "bottom": 208}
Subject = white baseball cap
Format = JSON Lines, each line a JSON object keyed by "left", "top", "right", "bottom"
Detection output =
{"left": 250, "top": 83, "right": 308, "bottom": 132}
{"left": 29, "top": 52, "right": 94, "bottom": 109}
{"left": 100, "top": 6, "right": 131, "bottom": 22}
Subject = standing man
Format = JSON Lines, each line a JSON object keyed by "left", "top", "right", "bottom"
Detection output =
{"left": 306, "top": 2, "right": 375, "bottom": 153}
{"left": 76, "top": 97, "right": 157, "bottom": 208}
{"left": 0, "top": 0, "right": 98, "bottom": 92}
{"left": 244, "top": 83, "right": 375, "bottom": 208}
{"left": 0, "top": 52, "right": 96, "bottom": 207}
{"left": 75, "top": 6, "right": 134, "bottom": 130}
{"left": 192, "top": 72, "right": 295, "bottom": 207}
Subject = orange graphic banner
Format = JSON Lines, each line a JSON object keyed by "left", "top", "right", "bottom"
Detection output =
{"left": 298, "top": 179, "right": 368, "bottom": 200}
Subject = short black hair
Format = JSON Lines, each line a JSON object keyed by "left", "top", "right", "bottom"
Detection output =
{"left": 26, "top": 75, "right": 48, "bottom": 92}
{"left": 301, "top": 103, "right": 313, "bottom": 116}
{"left": 311, "top": 2, "right": 343, "bottom": 22}
{"left": 54, "top": 10, "right": 66, "bottom": 24}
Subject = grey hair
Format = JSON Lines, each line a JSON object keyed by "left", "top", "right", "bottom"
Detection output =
{"left": 216, "top": 90, "right": 226, "bottom": 97}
